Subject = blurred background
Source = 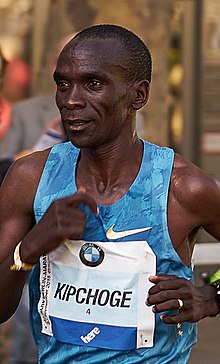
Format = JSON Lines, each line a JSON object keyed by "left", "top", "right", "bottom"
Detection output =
{"left": 0, "top": 0, "right": 220, "bottom": 363}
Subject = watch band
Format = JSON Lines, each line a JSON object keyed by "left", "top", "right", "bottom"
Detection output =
{"left": 9, "top": 241, "right": 36, "bottom": 271}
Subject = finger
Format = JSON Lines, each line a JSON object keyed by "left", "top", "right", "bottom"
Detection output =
{"left": 161, "top": 310, "right": 190, "bottom": 325}
{"left": 77, "top": 186, "right": 86, "bottom": 194}
{"left": 148, "top": 277, "right": 190, "bottom": 295}
{"left": 67, "top": 223, "right": 87, "bottom": 240}
{"left": 151, "top": 298, "right": 187, "bottom": 313}
{"left": 63, "top": 191, "right": 98, "bottom": 214}
{"left": 75, "top": 186, "right": 98, "bottom": 213}
{"left": 149, "top": 275, "right": 178, "bottom": 283}
{"left": 59, "top": 208, "right": 87, "bottom": 226}
{"left": 147, "top": 288, "right": 181, "bottom": 306}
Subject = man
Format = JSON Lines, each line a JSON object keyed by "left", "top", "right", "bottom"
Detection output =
{"left": 0, "top": 24, "right": 219, "bottom": 364}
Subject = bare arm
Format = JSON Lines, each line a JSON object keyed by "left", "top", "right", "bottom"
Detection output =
{"left": 0, "top": 156, "right": 39, "bottom": 322}
{"left": 0, "top": 152, "right": 97, "bottom": 323}
{"left": 168, "top": 154, "right": 220, "bottom": 251}
{"left": 147, "top": 155, "right": 220, "bottom": 322}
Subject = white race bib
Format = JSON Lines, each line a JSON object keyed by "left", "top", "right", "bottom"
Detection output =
{"left": 38, "top": 240, "right": 156, "bottom": 350}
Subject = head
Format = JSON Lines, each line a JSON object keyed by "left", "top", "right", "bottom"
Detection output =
{"left": 54, "top": 24, "right": 152, "bottom": 149}
{"left": 72, "top": 24, "right": 152, "bottom": 84}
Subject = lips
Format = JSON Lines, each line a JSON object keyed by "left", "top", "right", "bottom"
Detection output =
{"left": 65, "top": 119, "right": 91, "bottom": 131}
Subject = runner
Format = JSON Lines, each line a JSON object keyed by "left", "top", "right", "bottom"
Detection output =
{"left": 0, "top": 24, "right": 219, "bottom": 364}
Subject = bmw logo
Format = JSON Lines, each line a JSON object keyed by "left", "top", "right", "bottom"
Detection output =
{"left": 79, "top": 243, "right": 105, "bottom": 267}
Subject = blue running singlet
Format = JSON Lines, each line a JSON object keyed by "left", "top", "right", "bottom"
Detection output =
{"left": 29, "top": 140, "right": 197, "bottom": 363}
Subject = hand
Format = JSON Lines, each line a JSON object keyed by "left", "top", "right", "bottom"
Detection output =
{"left": 146, "top": 275, "right": 219, "bottom": 324}
{"left": 20, "top": 187, "right": 98, "bottom": 263}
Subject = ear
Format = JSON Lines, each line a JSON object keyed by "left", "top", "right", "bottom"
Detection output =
{"left": 131, "top": 80, "right": 150, "bottom": 110}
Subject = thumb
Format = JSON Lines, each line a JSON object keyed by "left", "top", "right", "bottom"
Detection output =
{"left": 77, "top": 186, "right": 86, "bottom": 194}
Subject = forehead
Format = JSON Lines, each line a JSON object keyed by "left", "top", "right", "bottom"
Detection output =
{"left": 56, "top": 38, "right": 128, "bottom": 75}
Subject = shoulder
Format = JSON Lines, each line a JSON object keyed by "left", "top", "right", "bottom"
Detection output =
{"left": 1, "top": 149, "right": 51, "bottom": 203}
{"left": 172, "top": 153, "right": 219, "bottom": 193}
{"left": 12, "top": 148, "right": 50, "bottom": 180}
{"left": 170, "top": 154, "right": 220, "bottom": 218}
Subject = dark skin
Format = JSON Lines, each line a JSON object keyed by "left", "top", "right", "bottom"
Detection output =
{"left": 0, "top": 37, "right": 220, "bottom": 325}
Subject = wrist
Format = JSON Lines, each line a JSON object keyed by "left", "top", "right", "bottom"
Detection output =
{"left": 20, "top": 239, "right": 40, "bottom": 265}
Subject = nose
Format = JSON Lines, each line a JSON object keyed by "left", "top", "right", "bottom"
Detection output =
{"left": 63, "top": 84, "right": 86, "bottom": 110}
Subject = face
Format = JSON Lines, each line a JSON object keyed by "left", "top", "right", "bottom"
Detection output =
{"left": 54, "top": 38, "right": 135, "bottom": 149}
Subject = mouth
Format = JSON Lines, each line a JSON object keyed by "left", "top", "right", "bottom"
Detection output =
{"left": 65, "top": 119, "right": 92, "bottom": 131}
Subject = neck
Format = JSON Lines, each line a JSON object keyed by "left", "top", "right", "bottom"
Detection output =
{"left": 76, "top": 135, "right": 143, "bottom": 204}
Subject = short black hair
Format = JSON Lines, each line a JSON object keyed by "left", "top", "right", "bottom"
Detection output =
{"left": 73, "top": 24, "right": 152, "bottom": 83}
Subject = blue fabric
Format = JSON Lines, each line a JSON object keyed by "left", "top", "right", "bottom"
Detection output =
{"left": 51, "top": 317, "right": 137, "bottom": 350}
{"left": 29, "top": 140, "right": 197, "bottom": 363}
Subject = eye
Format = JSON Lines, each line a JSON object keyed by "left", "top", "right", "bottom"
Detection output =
{"left": 88, "top": 80, "right": 102, "bottom": 89}
{"left": 56, "top": 80, "right": 70, "bottom": 91}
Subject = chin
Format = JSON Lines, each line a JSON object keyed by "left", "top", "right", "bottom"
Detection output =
{"left": 69, "top": 137, "right": 95, "bottom": 149}
{"left": 68, "top": 131, "right": 106, "bottom": 150}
